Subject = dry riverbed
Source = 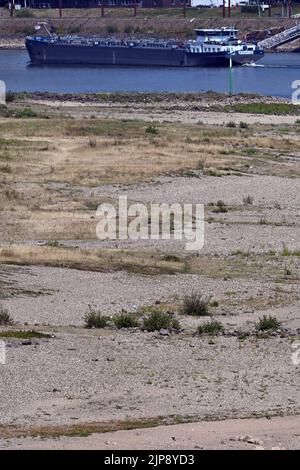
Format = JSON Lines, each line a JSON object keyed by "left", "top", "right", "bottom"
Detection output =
{"left": 0, "top": 94, "right": 299, "bottom": 449}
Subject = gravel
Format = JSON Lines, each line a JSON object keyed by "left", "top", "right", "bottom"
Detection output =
{"left": 0, "top": 331, "right": 299, "bottom": 429}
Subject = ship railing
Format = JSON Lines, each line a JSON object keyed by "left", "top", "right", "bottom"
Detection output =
{"left": 51, "top": 36, "right": 185, "bottom": 49}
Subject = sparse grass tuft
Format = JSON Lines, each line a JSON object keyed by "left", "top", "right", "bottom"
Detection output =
{"left": 197, "top": 320, "right": 223, "bottom": 336}
{"left": 142, "top": 310, "right": 180, "bottom": 332}
{"left": 226, "top": 121, "right": 236, "bottom": 128}
{"left": 0, "top": 330, "right": 51, "bottom": 339}
{"left": 281, "top": 245, "right": 289, "bottom": 256}
{"left": 281, "top": 244, "right": 300, "bottom": 257}
{"left": 232, "top": 102, "right": 300, "bottom": 115}
{"left": 256, "top": 315, "right": 281, "bottom": 332}
{"left": 197, "top": 157, "right": 206, "bottom": 171}
{"left": 84, "top": 305, "right": 110, "bottom": 329}
{"left": 243, "top": 194, "right": 253, "bottom": 205}
{"left": 181, "top": 292, "right": 211, "bottom": 316}
{"left": 145, "top": 125, "right": 159, "bottom": 135}
{"left": 112, "top": 312, "right": 139, "bottom": 329}
{"left": 4, "top": 189, "right": 18, "bottom": 200}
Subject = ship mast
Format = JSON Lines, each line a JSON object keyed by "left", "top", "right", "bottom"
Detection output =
{"left": 35, "top": 22, "right": 52, "bottom": 38}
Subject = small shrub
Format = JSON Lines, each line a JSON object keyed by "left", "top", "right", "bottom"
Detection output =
{"left": 161, "top": 254, "right": 181, "bottom": 263}
{"left": 231, "top": 249, "right": 245, "bottom": 256}
{"left": 5, "top": 91, "right": 14, "bottom": 103}
{"left": 245, "top": 148, "right": 257, "bottom": 156}
{"left": 84, "top": 306, "right": 109, "bottom": 329}
{"left": 197, "top": 320, "right": 223, "bottom": 336}
{"left": 0, "top": 308, "right": 13, "bottom": 326}
{"left": 88, "top": 137, "right": 97, "bottom": 148}
{"left": 143, "top": 311, "right": 180, "bottom": 332}
{"left": 0, "top": 105, "right": 10, "bottom": 118}
{"left": 15, "top": 107, "right": 37, "bottom": 118}
{"left": 46, "top": 240, "right": 60, "bottom": 248}
{"left": 239, "top": 121, "right": 248, "bottom": 129}
{"left": 226, "top": 121, "right": 236, "bottom": 128}
{"left": 145, "top": 125, "right": 159, "bottom": 135}
{"left": 85, "top": 199, "right": 99, "bottom": 211}
{"left": 4, "top": 189, "right": 18, "bottom": 199}
{"left": 170, "top": 317, "right": 181, "bottom": 330}
{"left": 0, "top": 164, "right": 12, "bottom": 174}
{"left": 22, "top": 26, "right": 36, "bottom": 36}
{"left": 113, "top": 313, "right": 139, "bottom": 329}
{"left": 181, "top": 293, "right": 211, "bottom": 316}
{"left": 69, "top": 26, "right": 81, "bottom": 34}
{"left": 213, "top": 200, "right": 228, "bottom": 213}
{"left": 15, "top": 9, "right": 35, "bottom": 18}
{"left": 124, "top": 25, "right": 133, "bottom": 34}
{"left": 107, "top": 25, "right": 118, "bottom": 34}
{"left": 256, "top": 315, "right": 281, "bottom": 332}
{"left": 243, "top": 194, "right": 253, "bottom": 205}
{"left": 237, "top": 331, "right": 250, "bottom": 342}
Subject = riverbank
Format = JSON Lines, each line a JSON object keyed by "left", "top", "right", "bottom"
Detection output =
{"left": 0, "top": 94, "right": 299, "bottom": 449}
{"left": 6, "top": 91, "right": 298, "bottom": 121}
{"left": 0, "top": 37, "right": 25, "bottom": 49}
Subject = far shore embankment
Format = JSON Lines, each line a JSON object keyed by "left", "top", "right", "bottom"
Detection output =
{"left": 1, "top": 15, "right": 300, "bottom": 50}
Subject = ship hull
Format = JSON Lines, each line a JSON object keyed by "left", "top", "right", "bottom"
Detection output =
{"left": 26, "top": 39, "right": 264, "bottom": 67}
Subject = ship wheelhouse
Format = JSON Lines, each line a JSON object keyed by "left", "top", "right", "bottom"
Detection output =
{"left": 194, "top": 28, "right": 238, "bottom": 44}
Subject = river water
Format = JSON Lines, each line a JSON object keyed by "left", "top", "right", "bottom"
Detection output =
{"left": 1, "top": 49, "right": 300, "bottom": 98}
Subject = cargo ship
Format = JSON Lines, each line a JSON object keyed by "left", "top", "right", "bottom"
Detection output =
{"left": 26, "top": 25, "right": 264, "bottom": 67}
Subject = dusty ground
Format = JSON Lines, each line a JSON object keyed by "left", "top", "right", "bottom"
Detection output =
{"left": 0, "top": 94, "right": 299, "bottom": 449}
